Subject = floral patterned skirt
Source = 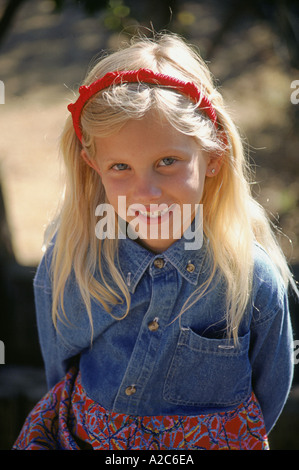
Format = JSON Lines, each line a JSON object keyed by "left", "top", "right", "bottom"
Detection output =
{"left": 13, "top": 367, "right": 269, "bottom": 450}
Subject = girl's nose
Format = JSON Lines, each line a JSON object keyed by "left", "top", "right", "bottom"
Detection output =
{"left": 132, "top": 173, "right": 162, "bottom": 203}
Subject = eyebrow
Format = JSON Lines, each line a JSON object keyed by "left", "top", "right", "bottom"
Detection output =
{"left": 101, "top": 146, "right": 196, "bottom": 164}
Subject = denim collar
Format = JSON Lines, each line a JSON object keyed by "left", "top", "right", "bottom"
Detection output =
{"left": 117, "top": 234, "right": 208, "bottom": 293}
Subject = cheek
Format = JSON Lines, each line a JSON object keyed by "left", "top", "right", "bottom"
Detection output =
{"left": 99, "top": 177, "right": 113, "bottom": 204}
{"left": 182, "top": 175, "right": 206, "bottom": 207}
{"left": 100, "top": 177, "right": 129, "bottom": 208}
{"left": 181, "top": 169, "right": 205, "bottom": 196}
{"left": 192, "top": 158, "right": 208, "bottom": 194}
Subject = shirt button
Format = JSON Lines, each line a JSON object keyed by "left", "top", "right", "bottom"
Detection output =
{"left": 148, "top": 319, "right": 159, "bottom": 332}
{"left": 186, "top": 263, "right": 195, "bottom": 273}
{"left": 154, "top": 258, "right": 165, "bottom": 269}
{"left": 125, "top": 385, "right": 136, "bottom": 396}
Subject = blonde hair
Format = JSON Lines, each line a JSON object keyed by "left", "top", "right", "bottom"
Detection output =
{"left": 48, "top": 32, "right": 296, "bottom": 343}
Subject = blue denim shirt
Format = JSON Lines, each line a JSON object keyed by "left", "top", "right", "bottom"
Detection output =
{"left": 34, "top": 235, "right": 293, "bottom": 434}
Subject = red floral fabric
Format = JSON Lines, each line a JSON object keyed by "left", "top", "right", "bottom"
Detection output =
{"left": 13, "top": 367, "right": 269, "bottom": 450}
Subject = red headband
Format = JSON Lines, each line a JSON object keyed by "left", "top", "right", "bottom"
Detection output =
{"left": 67, "top": 68, "right": 218, "bottom": 143}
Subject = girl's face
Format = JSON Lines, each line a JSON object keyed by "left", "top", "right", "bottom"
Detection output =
{"left": 91, "top": 112, "right": 218, "bottom": 253}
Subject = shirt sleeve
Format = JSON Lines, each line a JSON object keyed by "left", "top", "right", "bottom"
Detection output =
{"left": 249, "top": 247, "right": 294, "bottom": 434}
{"left": 33, "top": 244, "right": 78, "bottom": 389}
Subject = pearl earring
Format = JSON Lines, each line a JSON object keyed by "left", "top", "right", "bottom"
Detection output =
{"left": 211, "top": 168, "right": 215, "bottom": 174}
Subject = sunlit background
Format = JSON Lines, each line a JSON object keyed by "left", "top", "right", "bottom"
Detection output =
{"left": 0, "top": 0, "right": 298, "bottom": 450}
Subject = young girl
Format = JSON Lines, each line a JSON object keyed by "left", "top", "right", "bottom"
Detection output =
{"left": 14, "top": 32, "right": 296, "bottom": 450}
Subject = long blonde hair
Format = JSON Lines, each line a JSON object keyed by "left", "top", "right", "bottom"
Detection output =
{"left": 48, "top": 32, "right": 296, "bottom": 343}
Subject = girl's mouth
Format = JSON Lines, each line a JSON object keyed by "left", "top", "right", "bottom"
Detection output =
{"left": 128, "top": 203, "right": 177, "bottom": 224}
{"left": 138, "top": 205, "right": 171, "bottom": 219}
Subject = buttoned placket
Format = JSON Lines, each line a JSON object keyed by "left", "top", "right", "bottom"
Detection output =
{"left": 112, "top": 255, "right": 179, "bottom": 414}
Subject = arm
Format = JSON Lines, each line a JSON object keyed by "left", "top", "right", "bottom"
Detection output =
{"left": 249, "top": 256, "right": 294, "bottom": 434}
{"left": 34, "top": 245, "right": 78, "bottom": 389}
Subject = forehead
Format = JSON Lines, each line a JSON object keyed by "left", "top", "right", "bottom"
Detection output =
{"left": 94, "top": 112, "right": 199, "bottom": 159}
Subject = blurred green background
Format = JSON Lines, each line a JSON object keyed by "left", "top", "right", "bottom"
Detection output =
{"left": 0, "top": 0, "right": 298, "bottom": 450}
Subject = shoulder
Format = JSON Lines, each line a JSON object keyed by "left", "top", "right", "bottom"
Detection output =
{"left": 251, "top": 242, "right": 288, "bottom": 323}
{"left": 33, "top": 237, "right": 56, "bottom": 292}
{"left": 252, "top": 242, "right": 285, "bottom": 292}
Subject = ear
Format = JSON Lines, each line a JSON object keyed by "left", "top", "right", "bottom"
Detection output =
{"left": 80, "top": 149, "right": 102, "bottom": 176}
{"left": 205, "top": 153, "right": 224, "bottom": 178}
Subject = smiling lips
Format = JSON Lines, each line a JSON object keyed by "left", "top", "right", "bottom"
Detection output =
{"left": 128, "top": 203, "right": 177, "bottom": 224}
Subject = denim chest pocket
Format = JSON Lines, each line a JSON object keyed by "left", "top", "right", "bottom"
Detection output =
{"left": 163, "top": 327, "right": 251, "bottom": 407}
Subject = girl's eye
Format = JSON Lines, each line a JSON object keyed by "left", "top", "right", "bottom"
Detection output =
{"left": 159, "top": 157, "right": 176, "bottom": 167}
{"left": 111, "top": 163, "right": 129, "bottom": 171}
